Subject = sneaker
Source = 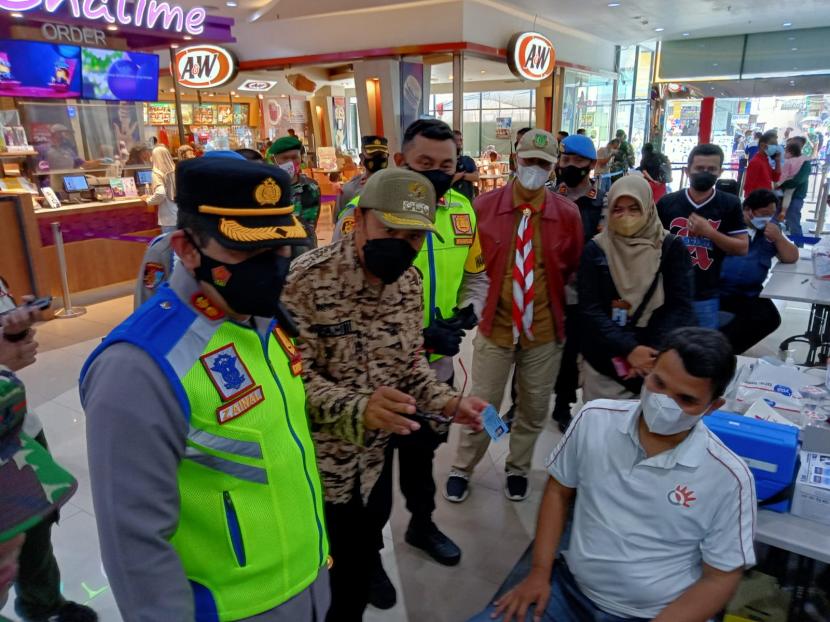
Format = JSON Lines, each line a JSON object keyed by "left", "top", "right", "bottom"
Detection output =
{"left": 405, "top": 521, "right": 462, "bottom": 566}
{"left": 368, "top": 562, "right": 397, "bottom": 610}
{"left": 18, "top": 602, "right": 98, "bottom": 622}
{"left": 443, "top": 471, "right": 470, "bottom": 503}
{"left": 505, "top": 474, "right": 529, "bottom": 501}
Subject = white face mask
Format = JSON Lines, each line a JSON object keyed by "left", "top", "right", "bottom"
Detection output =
{"left": 641, "top": 386, "right": 708, "bottom": 435}
{"left": 278, "top": 161, "right": 297, "bottom": 178}
{"left": 517, "top": 164, "right": 550, "bottom": 190}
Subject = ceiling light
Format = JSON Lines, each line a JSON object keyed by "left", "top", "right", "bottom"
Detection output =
{"left": 10, "top": 11, "right": 22, "bottom": 17}
{"left": 787, "top": 36, "right": 796, "bottom": 40}
{"left": 480, "top": 70, "right": 486, "bottom": 74}
{"left": 789, "top": 80, "right": 796, "bottom": 86}
{"left": 448, "top": 74, "right": 453, "bottom": 80}
{"left": 607, "top": 2, "right": 620, "bottom": 6}
{"left": 226, "top": 0, "right": 237, "bottom": 6}
{"left": 783, "top": 22, "right": 792, "bottom": 27}
{"left": 184, "top": 35, "right": 192, "bottom": 40}
{"left": 234, "top": 94, "right": 240, "bottom": 98}
{"left": 710, "top": 86, "right": 715, "bottom": 90}
{"left": 654, "top": 27, "right": 664, "bottom": 32}
{"left": 208, "top": 92, "right": 215, "bottom": 97}
{"left": 230, "top": 91, "right": 236, "bottom": 95}
{"left": 281, "top": 94, "right": 287, "bottom": 98}
{"left": 170, "top": 43, "right": 179, "bottom": 49}
{"left": 257, "top": 94, "right": 264, "bottom": 99}
{"left": 712, "top": 62, "right": 719, "bottom": 66}
{"left": 106, "top": 24, "right": 118, "bottom": 31}
{"left": 792, "top": 47, "right": 798, "bottom": 51}
{"left": 682, "top": 32, "right": 690, "bottom": 36}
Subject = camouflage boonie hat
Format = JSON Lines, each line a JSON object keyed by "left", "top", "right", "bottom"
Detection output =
{"left": 358, "top": 168, "right": 444, "bottom": 241}
{"left": 517, "top": 129, "right": 558, "bottom": 164}
{"left": 0, "top": 369, "right": 77, "bottom": 541}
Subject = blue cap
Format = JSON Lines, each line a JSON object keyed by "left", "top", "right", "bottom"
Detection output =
{"left": 203, "top": 150, "right": 246, "bottom": 161}
{"left": 561, "top": 135, "right": 597, "bottom": 160}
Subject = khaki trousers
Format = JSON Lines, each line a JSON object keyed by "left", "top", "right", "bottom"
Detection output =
{"left": 581, "top": 360, "right": 637, "bottom": 403}
{"left": 452, "top": 333, "right": 563, "bottom": 476}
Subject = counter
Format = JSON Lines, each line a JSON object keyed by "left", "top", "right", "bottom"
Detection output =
{"left": 0, "top": 193, "right": 159, "bottom": 306}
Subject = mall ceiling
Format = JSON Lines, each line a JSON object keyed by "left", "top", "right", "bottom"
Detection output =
{"left": 196, "top": 0, "right": 830, "bottom": 45}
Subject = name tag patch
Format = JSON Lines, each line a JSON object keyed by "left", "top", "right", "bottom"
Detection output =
{"left": 312, "top": 321, "right": 354, "bottom": 338}
{"left": 454, "top": 236, "right": 474, "bottom": 246}
{"left": 201, "top": 344, "right": 255, "bottom": 401}
{"left": 217, "top": 385, "right": 265, "bottom": 424}
{"left": 143, "top": 262, "right": 165, "bottom": 290}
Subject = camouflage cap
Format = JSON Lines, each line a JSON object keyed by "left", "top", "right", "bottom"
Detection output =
{"left": 0, "top": 370, "right": 76, "bottom": 542}
{"left": 358, "top": 168, "right": 443, "bottom": 241}
{"left": 516, "top": 129, "right": 558, "bottom": 164}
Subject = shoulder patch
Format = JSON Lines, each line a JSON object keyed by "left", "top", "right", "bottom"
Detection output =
{"left": 272, "top": 325, "right": 303, "bottom": 376}
{"left": 143, "top": 262, "right": 165, "bottom": 290}
{"left": 451, "top": 213, "right": 473, "bottom": 235}
{"left": 339, "top": 216, "right": 356, "bottom": 235}
{"left": 191, "top": 293, "right": 225, "bottom": 321}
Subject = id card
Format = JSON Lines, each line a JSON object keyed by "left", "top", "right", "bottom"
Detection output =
{"left": 482, "top": 404, "right": 508, "bottom": 442}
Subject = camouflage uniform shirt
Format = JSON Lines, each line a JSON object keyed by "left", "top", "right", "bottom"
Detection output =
{"left": 282, "top": 233, "right": 458, "bottom": 505}
{"left": 292, "top": 173, "right": 322, "bottom": 225}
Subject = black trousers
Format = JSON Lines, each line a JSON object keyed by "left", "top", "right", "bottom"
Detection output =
{"left": 719, "top": 294, "right": 782, "bottom": 355}
{"left": 553, "top": 305, "right": 580, "bottom": 413}
{"left": 15, "top": 432, "right": 65, "bottom": 619}
{"left": 366, "top": 423, "right": 446, "bottom": 555}
{"left": 325, "top": 476, "right": 391, "bottom": 622}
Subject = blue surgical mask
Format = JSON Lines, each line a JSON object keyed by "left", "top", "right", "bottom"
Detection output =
{"left": 751, "top": 216, "right": 772, "bottom": 230}
{"left": 766, "top": 144, "right": 782, "bottom": 157}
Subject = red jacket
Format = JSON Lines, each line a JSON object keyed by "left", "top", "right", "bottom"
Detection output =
{"left": 474, "top": 181, "right": 584, "bottom": 342}
{"left": 743, "top": 152, "right": 781, "bottom": 197}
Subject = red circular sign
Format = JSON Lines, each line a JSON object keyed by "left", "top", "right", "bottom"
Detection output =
{"left": 508, "top": 32, "right": 555, "bottom": 81}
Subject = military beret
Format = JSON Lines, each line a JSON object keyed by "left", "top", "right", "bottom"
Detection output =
{"left": 267, "top": 136, "right": 303, "bottom": 158}
{"left": 176, "top": 158, "right": 307, "bottom": 250}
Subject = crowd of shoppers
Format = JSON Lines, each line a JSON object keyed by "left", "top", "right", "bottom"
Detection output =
{"left": 9, "top": 117, "right": 818, "bottom": 622}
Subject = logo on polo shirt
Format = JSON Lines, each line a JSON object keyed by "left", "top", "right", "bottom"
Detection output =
{"left": 669, "top": 217, "right": 720, "bottom": 271}
{"left": 667, "top": 485, "right": 697, "bottom": 508}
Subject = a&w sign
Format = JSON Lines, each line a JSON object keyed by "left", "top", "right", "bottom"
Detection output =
{"left": 507, "top": 32, "right": 555, "bottom": 81}
{"left": 174, "top": 45, "right": 238, "bottom": 89}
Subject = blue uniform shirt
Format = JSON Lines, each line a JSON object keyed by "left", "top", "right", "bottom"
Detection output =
{"left": 720, "top": 228, "right": 779, "bottom": 297}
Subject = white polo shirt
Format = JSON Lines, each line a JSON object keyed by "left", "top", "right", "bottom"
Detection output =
{"left": 548, "top": 399, "right": 756, "bottom": 619}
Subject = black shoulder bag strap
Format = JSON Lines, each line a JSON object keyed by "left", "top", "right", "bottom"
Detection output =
{"left": 628, "top": 234, "right": 674, "bottom": 327}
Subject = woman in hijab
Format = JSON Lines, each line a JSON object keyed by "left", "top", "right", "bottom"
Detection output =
{"left": 577, "top": 175, "right": 696, "bottom": 400}
{"left": 145, "top": 145, "right": 177, "bottom": 232}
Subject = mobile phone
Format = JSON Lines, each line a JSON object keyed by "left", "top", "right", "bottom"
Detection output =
{"left": 0, "top": 296, "right": 52, "bottom": 318}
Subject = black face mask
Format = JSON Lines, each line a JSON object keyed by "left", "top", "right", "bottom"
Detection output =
{"left": 409, "top": 167, "right": 453, "bottom": 200}
{"left": 362, "top": 236, "right": 419, "bottom": 284}
{"left": 364, "top": 153, "right": 388, "bottom": 173}
{"left": 556, "top": 165, "right": 591, "bottom": 188}
{"left": 689, "top": 171, "right": 718, "bottom": 192}
{"left": 193, "top": 244, "right": 290, "bottom": 318}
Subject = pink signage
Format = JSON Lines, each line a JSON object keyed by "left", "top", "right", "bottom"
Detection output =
{"left": 0, "top": 0, "right": 207, "bottom": 36}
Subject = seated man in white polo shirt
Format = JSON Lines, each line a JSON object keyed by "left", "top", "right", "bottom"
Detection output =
{"left": 472, "top": 327, "right": 756, "bottom": 622}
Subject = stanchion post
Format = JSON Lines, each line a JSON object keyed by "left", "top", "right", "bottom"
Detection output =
{"left": 51, "top": 221, "right": 86, "bottom": 319}
{"left": 814, "top": 180, "right": 829, "bottom": 238}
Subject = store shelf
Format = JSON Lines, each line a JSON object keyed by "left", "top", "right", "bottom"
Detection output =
{"left": 0, "top": 150, "right": 37, "bottom": 158}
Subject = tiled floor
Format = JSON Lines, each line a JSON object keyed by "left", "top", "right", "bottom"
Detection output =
{"left": 0, "top": 242, "right": 817, "bottom": 621}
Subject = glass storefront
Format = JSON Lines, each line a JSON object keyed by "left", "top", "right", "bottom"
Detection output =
{"left": 560, "top": 69, "right": 615, "bottom": 147}
{"left": 428, "top": 89, "right": 536, "bottom": 156}
{"left": 614, "top": 44, "right": 655, "bottom": 158}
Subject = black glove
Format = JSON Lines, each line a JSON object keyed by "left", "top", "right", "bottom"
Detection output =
{"left": 449, "top": 304, "right": 478, "bottom": 331}
{"left": 423, "top": 310, "right": 463, "bottom": 357}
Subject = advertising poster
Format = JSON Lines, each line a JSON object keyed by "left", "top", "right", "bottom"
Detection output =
{"left": 332, "top": 96, "right": 346, "bottom": 150}
{"left": 195, "top": 105, "right": 216, "bottom": 125}
{"left": 265, "top": 99, "right": 283, "bottom": 127}
{"left": 317, "top": 146, "right": 337, "bottom": 171}
{"left": 400, "top": 61, "right": 424, "bottom": 135}
{"left": 233, "top": 104, "right": 249, "bottom": 125}
{"left": 0, "top": 39, "right": 81, "bottom": 99}
{"left": 148, "top": 103, "right": 175, "bottom": 126}
{"left": 495, "top": 117, "right": 512, "bottom": 139}
{"left": 217, "top": 105, "right": 233, "bottom": 125}
{"left": 110, "top": 102, "right": 141, "bottom": 150}
{"left": 289, "top": 96, "right": 307, "bottom": 123}
{"left": 82, "top": 48, "right": 159, "bottom": 101}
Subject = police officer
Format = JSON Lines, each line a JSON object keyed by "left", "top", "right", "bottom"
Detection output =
{"left": 334, "top": 135, "right": 388, "bottom": 223}
{"left": 267, "top": 135, "right": 321, "bottom": 254}
{"left": 80, "top": 159, "right": 330, "bottom": 621}
{"left": 283, "top": 167, "right": 485, "bottom": 621}
{"left": 550, "top": 133, "right": 606, "bottom": 430}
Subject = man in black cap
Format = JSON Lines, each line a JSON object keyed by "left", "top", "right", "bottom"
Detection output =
{"left": 334, "top": 135, "right": 388, "bottom": 224}
{"left": 267, "top": 135, "right": 320, "bottom": 254}
{"left": 80, "top": 159, "right": 331, "bottom": 622}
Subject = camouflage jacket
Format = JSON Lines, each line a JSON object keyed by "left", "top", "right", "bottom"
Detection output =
{"left": 282, "top": 233, "right": 458, "bottom": 504}
{"left": 291, "top": 173, "right": 321, "bottom": 225}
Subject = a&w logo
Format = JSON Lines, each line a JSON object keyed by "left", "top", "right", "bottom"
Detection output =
{"left": 174, "top": 45, "right": 238, "bottom": 89}
{"left": 508, "top": 32, "right": 555, "bottom": 81}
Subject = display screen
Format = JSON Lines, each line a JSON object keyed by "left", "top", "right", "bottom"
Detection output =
{"left": 135, "top": 170, "right": 153, "bottom": 185}
{"left": 63, "top": 175, "right": 89, "bottom": 192}
{"left": 0, "top": 40, "right": 81, "bottom": 99}
{"left": 81, "top": 48, "right": 159, "bottom": 102}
